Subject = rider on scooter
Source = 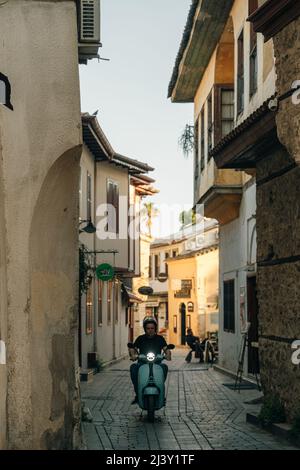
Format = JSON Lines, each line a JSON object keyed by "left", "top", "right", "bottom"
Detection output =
{"left": 128, "top": 316, "right": 172, "bottom": 404}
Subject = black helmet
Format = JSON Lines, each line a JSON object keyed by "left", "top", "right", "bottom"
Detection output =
{"left": 143, "top": 316, "right": 157, "bottom": 332}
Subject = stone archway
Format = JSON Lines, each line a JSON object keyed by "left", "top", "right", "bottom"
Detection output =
{"left": 28, "top": 145, "right": 81, "bottom": 449}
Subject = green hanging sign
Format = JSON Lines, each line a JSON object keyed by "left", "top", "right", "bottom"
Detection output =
{"left": 96, "top": 263, "right": 115, "bottom": 281}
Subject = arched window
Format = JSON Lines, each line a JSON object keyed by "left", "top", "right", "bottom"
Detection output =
{"left": 0, "top": 72, "right": 13, "bottom": 110}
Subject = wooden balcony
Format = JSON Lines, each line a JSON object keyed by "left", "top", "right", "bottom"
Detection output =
{"left": 196, "top": 164, "right": 243, "bottom": 226}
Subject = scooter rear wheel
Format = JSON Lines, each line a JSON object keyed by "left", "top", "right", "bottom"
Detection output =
{"left": 147, "top": 395, "right": 155, "bottom": 423}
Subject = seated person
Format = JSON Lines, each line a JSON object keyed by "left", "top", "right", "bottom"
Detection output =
{"left": 128, "top": 316, "right": 171, "bottom": 404}
{"left": 185, "top": 328, "right": 204, "bottom": 363}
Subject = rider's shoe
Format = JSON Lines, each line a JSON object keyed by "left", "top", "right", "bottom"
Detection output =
{"left": 131, "top": 396, "right": 138, "bottom": 405}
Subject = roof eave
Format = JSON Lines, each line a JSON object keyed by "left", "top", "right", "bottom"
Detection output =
{"left": 82, "top": 113, "right": 115, "bottom": 159}
{"left": 168, "top": 0, "right": 234, "bottom": 103}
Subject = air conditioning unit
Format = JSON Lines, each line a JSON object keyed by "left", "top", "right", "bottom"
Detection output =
{"left": 78, "top": 0, "right": 101, "bottom": 64}
{"left": 79, "top": 0, "right": 100, "bottom": 42}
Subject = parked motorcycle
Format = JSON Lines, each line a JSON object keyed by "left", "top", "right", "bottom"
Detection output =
{"left": 128, "top": 342, "right": 175, "bottom": 422}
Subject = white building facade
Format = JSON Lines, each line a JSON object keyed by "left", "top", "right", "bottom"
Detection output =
{"left": 169, "top": 0, "right": 275, "bottom": 379}
{"left": 0, "top": 0, "right": 101, "bottom": 450}
{"left": 80, "top": 114, "right": 154, "bottom": 369}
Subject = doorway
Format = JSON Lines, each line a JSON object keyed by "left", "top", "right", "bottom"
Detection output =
{"left": 180, "top": 303, "right": 186, "bottom": 345}
{"left": 247, "top": 276, "right": 260, "bottom": 374}
{"left": 127, "top": 307, "right": 134, "bottom": 342}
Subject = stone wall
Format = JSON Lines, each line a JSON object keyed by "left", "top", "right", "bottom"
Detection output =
{"left": 256, "top": 14, "right": 300, "bottom": 421}
{"left": 273, "top": 16, "right": 300, "bottom": 164}
{"left": 0, "top": 1, "right": 82, "bottom": 448}
{"left": 256, "top": 146, "right": 300, "bottom": 420}
{"left": 0, "top": 124, "right": 8, "bottom": 449}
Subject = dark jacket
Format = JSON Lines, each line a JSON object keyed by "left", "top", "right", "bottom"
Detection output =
{"left": 185, "top": 334, "right": 199, "bottom": 349}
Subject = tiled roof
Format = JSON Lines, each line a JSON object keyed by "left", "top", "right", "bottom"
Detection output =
{"left": 82, "top": 113, "right": 154, "bottom": 174}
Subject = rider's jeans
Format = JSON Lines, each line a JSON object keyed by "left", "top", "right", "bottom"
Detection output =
{"left": 130, "top": 362, "right": 168, "bottom": 395}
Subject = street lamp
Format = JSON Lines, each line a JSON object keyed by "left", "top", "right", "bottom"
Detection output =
{"left": 79, "top": 218, "right": 97, "bottom": 234}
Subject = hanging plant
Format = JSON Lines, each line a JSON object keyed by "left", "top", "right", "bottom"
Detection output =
{"left": 79, "top": 244, "right": 95, "bottom": 295}
{"left": 178, "top": 124, "right": 194, "bottom": 158}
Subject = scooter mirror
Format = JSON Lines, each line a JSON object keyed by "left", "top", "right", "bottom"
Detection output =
{"left": 127, "top": 342, "right": 135, "bottom": 349}
{"left": 167, "top": 344, "right": 175, "bottom": 350}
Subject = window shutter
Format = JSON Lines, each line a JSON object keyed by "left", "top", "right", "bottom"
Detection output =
{"left": 248, "top": 0, "right": 258, "bottom": 15}
{"left": 113, "top": 183, "right": 119, "bottom": 234}
{"left": 107, "top": 180, "right": 119, "bottom": 233}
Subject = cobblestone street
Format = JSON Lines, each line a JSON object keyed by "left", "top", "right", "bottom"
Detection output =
{"left": 81, "top": 349, "right": 297, "bottom": 450}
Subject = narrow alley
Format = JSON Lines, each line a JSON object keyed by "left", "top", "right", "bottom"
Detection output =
{"left": 81, "top": 349, "right": 296, "bottom": 451}
{"left": 1, "top": 0, "right": 300, "bottom": 453}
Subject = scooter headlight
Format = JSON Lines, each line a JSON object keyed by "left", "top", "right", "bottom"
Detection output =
{"left": 147, "top": 352, "right": 155, "bottom": 362}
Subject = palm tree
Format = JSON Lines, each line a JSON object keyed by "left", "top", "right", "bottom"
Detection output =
{"left": 142, "top": 202, "right": 159, "bottom": 238}
{"left": 179, "top": 209, "right": 196, "bottom": 228}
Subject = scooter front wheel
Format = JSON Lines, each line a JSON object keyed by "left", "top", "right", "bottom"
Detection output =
{"left": 147, "top": 395, "right": 155, "bottom": 423}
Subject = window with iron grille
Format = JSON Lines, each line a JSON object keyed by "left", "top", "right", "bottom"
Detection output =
{"left": 207, "top": 92, "right": 213, "bottom": 160}
{"left": 224, "top": 280, "right": 235, "bottom": 333}
{"left": 98, "top": 280, "right": 103, "bottom": 326}
{"left": 200, "top": 107, "right": 205, "bottom": 171}
{"left": 86, "top": 284, "right": 93, "bottom": 334}
{"left": 237, "top": 29, "right": 244, "bottom": 115}
{"left": 87, "top": 172, "right": 92, "bottom": 221}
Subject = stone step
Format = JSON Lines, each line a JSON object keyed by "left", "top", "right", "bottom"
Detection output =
{"left": 80, "top": 369, "right": 94, "bottom": 382}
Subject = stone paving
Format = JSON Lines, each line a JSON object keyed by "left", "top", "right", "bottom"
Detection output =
{"left": 81, "top": 349, "right": 297, "bottom": 450}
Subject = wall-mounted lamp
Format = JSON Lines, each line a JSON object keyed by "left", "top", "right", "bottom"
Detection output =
{"left": 79, "top": 218, "right": 96, "bottom": 234}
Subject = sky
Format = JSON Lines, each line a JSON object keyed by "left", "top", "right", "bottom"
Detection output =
{"left": 79, "top": 0, "right": 193, "bottom": 237}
